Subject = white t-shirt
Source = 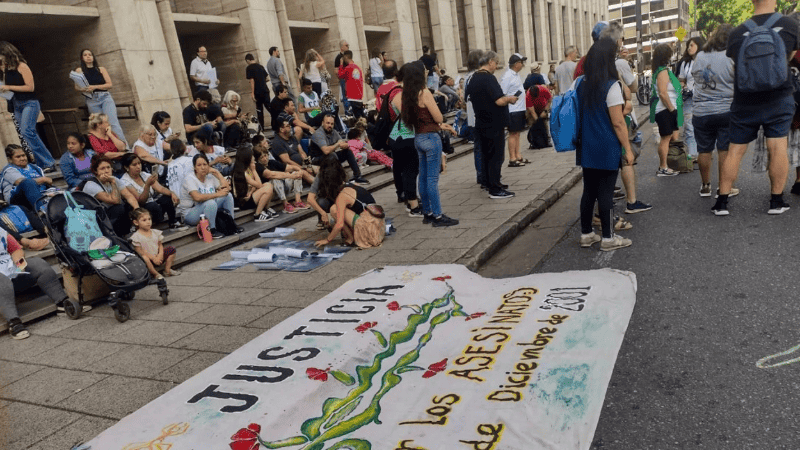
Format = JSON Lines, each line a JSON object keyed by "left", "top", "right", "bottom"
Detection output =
{"left": 133, "top": 139, "right": 165, "bottom": 176}
{"left": 465, "top": 71, "right": 476, "bottom": 127}
{"left": 615, "top": 59, "right": 636, "bottom": 87}
{"left": 305, "top": 61, "right": 322, "bottom": 83}
{"left": 121, "top": 172, "right": 158, "bottom": 202}
{"left": 155, "top": 127, "right": 173, "bottom": 152}
{"left": 179, "top": 173, "right": 220, "bottom": 216}
{"left": 369, "top": 58, "right": 384, "bottom": 78}
{"left": 678, "top": 60, "right": 695, "bottom": 92}
{"left": 500, "top": 68, "right": 526, "bottom": 113}
{"left": 187, "top": 145, "right": 227, "bottom": 166}
{"left": 569, "top": 78, "right": 624, "bottom": 108}
{"left": 190, "top": 57, "right": 214, "bottom": 87}
{"left": 166, "top": 156, "right": 194, "bottom": 196}
{"left": 654, "top": 72, "right": 679, "bottom": 114}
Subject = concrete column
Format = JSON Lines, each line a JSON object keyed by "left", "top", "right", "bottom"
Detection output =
{"left": 492, "top": 0, "right": 512, "bottom": 59}
{"left": 0, "top": 110, "right": 20, "bottom": 166}
{"left": 102, "top": 0, "right": 184, "bottom": 134}
{"left": 273, "top": 0, "right": 299, "bottom": 92}
{"left": 518, "top": 0, "right": 535, "bottom": 61}
{"left": 427, "top": 0, "right": 458, "bottom": 74}
{"left": 465, "top": 0, "right": 488, "bottom": 53}
{"left": 155, "top": 0, "right": 192, "bottom": 107}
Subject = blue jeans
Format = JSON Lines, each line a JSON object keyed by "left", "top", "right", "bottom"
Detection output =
{"left": 13, "top": 99, "right": 55, "bottom": 168}
{"left": 415, "top": 132, "right": 443, "bottom": 217}
{"left": 371, "top": 77, "right": 383, "bottom": 93}
{"left": 683, "top": 97, "right": 697, "bottom": 157}
{"left": 469, "top": 127, "right": 484, "bottom": 185}
{"left": 339, "top": 79, "right": 350, "bottom": 112}
{"left": 183, "top": 194, "right": 234, "bottom": 230}
{"left": 86, "top": 91, "right": 127, "bottom": 145}
{"left": 10, "top": 178, "right": 46, "bottom": 211}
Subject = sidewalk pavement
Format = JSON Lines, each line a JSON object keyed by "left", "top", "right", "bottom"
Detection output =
{"left": 0, "top": 144, "right": 580, "bottom": 450}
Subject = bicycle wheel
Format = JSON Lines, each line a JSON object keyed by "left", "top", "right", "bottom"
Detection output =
{"left": 637, "top": 81, "right": 651, "bottom": 106}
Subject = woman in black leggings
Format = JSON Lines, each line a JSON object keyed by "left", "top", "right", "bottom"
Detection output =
{"left": 576, "top": 38, "right": 634, "bottom": 251}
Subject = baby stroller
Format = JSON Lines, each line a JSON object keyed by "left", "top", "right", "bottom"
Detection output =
{"left": 39, "top": 191, "right": 168, "bottom": 322}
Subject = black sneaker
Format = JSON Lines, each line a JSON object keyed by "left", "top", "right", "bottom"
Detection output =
{"left": 431, "top": 214, "right": 459, "bottom": 227}
{"left": 8, "top": 320, "right": 29, "bottom": 340}
{"left": 489, "top": 190, "right": 515, "bottom": 199}
{"left": 613, "top": 190, "right": 626, "bottom": 200}
{"left": 480, "top": 184, "right": 489, "bottom": 191}
{"left": 351, "top": 177, "right": 370, "bottom": 185}
{"left": 408, "top": 207, "right": 423, "bottom": 218}
{"left": 211, "top": 230, "right": 225, "bottom": 239}
{"left": 500, "top": 183, "right": 509, "bottom": 189}
{"left": 624, "top": 200, "right": 652, "bottom": 214}
{"left": 711, "top": 200, "right": 729, "bottom": 216}
{"left": 792, "top": 182, "right": 800, "bottom": 195}
{"left": 768, "top": 199, "right": 790, "bottom": 215}
{"left": 397, "top": 193, "right": 406, "bottom": 203}
{"left": 422, "top": 214, "right": 435, "bottom": 224}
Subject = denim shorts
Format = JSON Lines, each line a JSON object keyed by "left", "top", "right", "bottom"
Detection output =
{"left": 692, "top": 112, "right": 731, "bottom": 153}
{"left": 655, "top": 109, "right": 679, "bottom": 137}
{"left": 729, "top": 96, "right": 794, "bottom": 144}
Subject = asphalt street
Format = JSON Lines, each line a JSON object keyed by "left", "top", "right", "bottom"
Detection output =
{"left": 483, "top": 113, "right": 800, "bottom": 449}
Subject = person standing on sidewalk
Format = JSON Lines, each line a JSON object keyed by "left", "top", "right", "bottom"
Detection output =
{"left": 691, "top": 24, "right": 737, "bottom": 199}
{"left": 190, "top": 46, "right": 217, "bottom": 93}
{"left": 245, "top": 53, "right": 270, "bottom": 131}
{"left": 334, "top": 41, "right": 351, "bottom": 114}
{"left": 714, "top": 0, "right": 799, "bottom": 216}
{"left": 338, "top": 51, "right": 365, "bottom": 119}
{"left": 465, "top": 51, "right": 518, "bottom": 199}
{"left": 501, "top": 53, "right": 530, "bottom": 168}
{"left": 576, "top": 38, "right": 634, "bottom": 252}
{"left": 555, "top": 46, "right": 579, "bottom": 95}
{"left": 650, "top": 43, "right": 682, "bottom": 177}
{"left": 464, "top": 50, "right": 485, "bottom": 187}
{"left": 401, "top": 63, "right": 459, "bottom": 227}
{"left": 676, "top": 37, "right": 706, "bottom": 161}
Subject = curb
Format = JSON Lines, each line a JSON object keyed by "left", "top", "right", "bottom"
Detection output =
{"left": 456, "top": 166, "right": 584, "bottom": 272}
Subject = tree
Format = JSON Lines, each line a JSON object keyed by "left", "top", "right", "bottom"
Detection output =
{"left": 690, "top": 0, "right": 798, "bottom": 38}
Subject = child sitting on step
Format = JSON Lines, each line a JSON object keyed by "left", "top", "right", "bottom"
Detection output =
{"left": 130, "top": 208, "right": 179, "bottom": 279}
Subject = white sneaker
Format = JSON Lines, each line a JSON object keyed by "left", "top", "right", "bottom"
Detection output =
{"left": 579, "top": 232, "right": 602, "bottom": 248}
{"left": 255, "top": 212, "right": 273, "bottom": 222}
{"left": 600, "top": 235, "right": 632, "bottom": 252}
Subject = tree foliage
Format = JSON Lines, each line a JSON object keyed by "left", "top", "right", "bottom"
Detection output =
{"left": 690, "top": 0, "right": 799, "bottom": 38}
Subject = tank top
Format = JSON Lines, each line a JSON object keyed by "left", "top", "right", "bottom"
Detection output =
{"left": 83, "top": 67, "right": 107, "bottom": 92}
{"left": 416, "top": 105, "right": 440, "bottom": 134}
{"left": 3, "top": 69, "right": 36, "bottom": 102}
{"left": 344, "top": 184, "right": 375, "bottom": 215}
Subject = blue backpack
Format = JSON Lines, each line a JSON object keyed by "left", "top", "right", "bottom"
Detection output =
{"left": 63, "top": 191, "right": 104, "bottom": 253}
{"left": 738, "top": 13, "right": 788, "bottom": 93}
{"left": 0, "top": 204, "right": 33, "bottom": 234}
{"left": 550, "top": 77, "right": 583, "bottom": 152}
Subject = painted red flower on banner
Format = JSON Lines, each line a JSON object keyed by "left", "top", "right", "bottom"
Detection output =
{"left": 355, "top": 322, "right": 377, "bottom": 333}
{"left": 386, "top": 301, "right": 400, "bottom": 311}
{"left": 432, "top": 276, "right": 452, "bottom": 281}
{"left": 422, "top": 358, "right": 448, "bottom": 378}
{"left": 230, "top": 423, "right": 261, "bottom": 450}
{"left": 307, "top": 367, "right": 330, "bottom": 382}
{"left": 465, "top": 312, "right": 486, "bottom": 321}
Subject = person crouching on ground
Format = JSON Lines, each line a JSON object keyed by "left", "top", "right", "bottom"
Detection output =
{"left": 130, "top": 208, "right": 179, "bottom": 279}
{"left": 576, "top": 38, "right": 634, "bottom": 251}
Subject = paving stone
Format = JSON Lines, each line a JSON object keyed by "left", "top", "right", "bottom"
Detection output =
{"left": 28, "top": 340, "right": 129, "bottom": 370}
{"left": 3, "top": 367, "right": 107, "bottom": 405}
{"left": 0, "top": 335, "right": 70, "bottom": 363}
{"left": 258, "top": 272, "right": 338, "bottom": 290}
{"left": 162, "top": 285, "right": 220, "bottom": 303}
{"left": 170, "top": 325, "right": 266, "bottom": 353}
{"left": 425, "top": 248, "right": 470, "bottom": 263}
{"left": 0, "top": 399, "right": 8, "bottom": 408}
{"left": 26, "top": 315, "right": 92, "bottom": 336}
{"left": 368, "top": 249, "right": 437, "bottom": 263}
{"left": 53, "top": 316, "right": 146, "bottom": 341}
{"left": 85, "top": 299, "right": 161, "bottom": 318}
{"left": 183, "top": 304, "right": 275, "bottom": 326}
{"left": 0, "top": 361, "right": 45, "bottom": 388}
{"left": 204, "top": 272, "right": 279, "bottom": 288}
{"left": 133, "top": 300, "right": 215, "bottom": 322}
{"left": 88, "top": 345, "right": 196, "bottom": 378}
{"left": 249, "top": 289, "right": 323, "bottom": 308}
{"left": 193, "top": 287, "right": 276, "bottom": 305}
{"left": 108, "top": 320, "right": 206, "bottom": 347}
{"left": 0, "top": 402, "right": 81, "bottom": 448}
{"left": 153, "top": 351, "right": 227, "bottom": 383}
{"left": 27, "top": 415, "right": 117, "bottom": 450}
{"left": 58, "top": 375, "right": 176, "bottom": 420}
{"left": 182, "top": 257, "right": 234, "bottom": 271}
{"left": 414, "top": 238, "right": 474, "bottom": 250}
{"left": 165, "top": 270, "right": 225, "bottom": 286}
{"left": 246, "top": 307, "right": 304, "bottom": 329}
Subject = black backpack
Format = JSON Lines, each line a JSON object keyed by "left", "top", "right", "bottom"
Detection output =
{"left": 371, "top": 85, "right": 402, "bottom": 151}
{"left": 215, "top": 210, "right": 239, "bottom": 236}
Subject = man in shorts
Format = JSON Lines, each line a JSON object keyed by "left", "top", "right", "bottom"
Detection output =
{"left": 500, "top": 53, "right": 528, "bottom": 168}
{"left": 714, "top": 0, "right": 800, "bottom": 215}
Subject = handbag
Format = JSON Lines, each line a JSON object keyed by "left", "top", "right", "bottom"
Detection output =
{"left": 63, "top": 191, "right": 104, "bottom": 253}
{"left": 0, "top": 204, "right": 33, "bottom": 234}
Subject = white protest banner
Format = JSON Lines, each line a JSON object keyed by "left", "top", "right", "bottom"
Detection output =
{"left": 83, "top": 265, "right": 637, "bottom": 450}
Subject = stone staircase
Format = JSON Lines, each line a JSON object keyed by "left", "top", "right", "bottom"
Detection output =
{"left": 4, "top": 112, "right": 473, "bottom": 331}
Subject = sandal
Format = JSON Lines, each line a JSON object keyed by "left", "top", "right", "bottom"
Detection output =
{"left": 520, "top": 158, "right": 531, "bottom": 164}
{"left": 508, "top": 161, "right": 522, "bottom": 167}
{"left": 9, "top": 321, "right": 30, "bottom": 340}
{"left": 614, "top": 217, "right": 633, "bottom": 231}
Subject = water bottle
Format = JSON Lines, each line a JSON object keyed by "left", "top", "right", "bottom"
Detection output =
{"left": 197, "top": 214, "right": 212, "bottom": 243}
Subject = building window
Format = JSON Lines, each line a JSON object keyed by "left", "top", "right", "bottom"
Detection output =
{"left": 549, "top": 3, "right": 557, "bottom": 58}
{"left": 487, "top": 0, "right": 498, "bottom": 52}
{"left": 511, "top": 0, "right": 520, "bottom": 53}
{"left": 562, "top": 6, "right": 568, "bottom": 54}
{"left": 455, "top": 0, "right": 470, "bottom": 63}
{"left": 531, "top": 0, "right": 540, "bottom": 60}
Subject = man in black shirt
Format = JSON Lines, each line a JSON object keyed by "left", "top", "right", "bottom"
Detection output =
{"left": 183, "top": 90, "right": 218, "bottom": 142}
{"left": 714, "top": 1, "right": 800, "bottom": 216}
{"left": 269, "top": 84, "right": 290, "bottom": 131}
{"left": 464, "top": 50, "right": 519, "bottom": 199}
{"left": 245, "top": 53, "right": 270, "bottom": 130}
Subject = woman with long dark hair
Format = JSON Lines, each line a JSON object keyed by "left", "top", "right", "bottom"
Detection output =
{"left": 388, "top": 63, "right": 420, "bottom": 215}
{"left": 650, "top": 43, "right": 682, "bottom": 176}
{"left": 691, "top": 24, "right": 735, "bottom": 200}
{"left": 150, "top": 111, "right": 181, "bottom": 154}
{"left": 299, "top": 49, "right": 325, "bottom": 96}
{"left": 230, "top": 145, "right": 276, "bottom": 222}
{"left": 0, "top": 42, "right": 56, "bottom": 171}
{"left": 59, "top": 132, "right": 96, "bottom": 190}
{"left": 120, "top": 153, "right": 184, "bottom": 230}
{"left": 676, "top": 37, "right": 706, "bottom": 160}
{"left": 74, "top": 49, "right": 127, "bottom": 144}
{"left": 314, "top": 154, "right": 385, "bottom": 249}
{"left": 576, "top": 38, "right": 634, "bottom": 251}
{"left": 401, "top": 63, "right": 458, "bottom": 227}
{"left": 82, "top": 155, "right": 139, "bottom": 237}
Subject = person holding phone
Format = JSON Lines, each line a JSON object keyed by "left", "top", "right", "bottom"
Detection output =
{"left": 501, "top": 53, "right": 529, "bottom": 168}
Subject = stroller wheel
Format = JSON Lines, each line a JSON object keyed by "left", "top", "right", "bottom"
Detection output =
{"left": 161, "top": 291, "right": 169, "bottom": 305}
{"left": 114, "top": 303, "right": 131, "bottom": 323}
{"left": 120, "top": 291, "right": 135, "bottom": 301}
{"left": 157, "top": 279, "right": 169, "bottom": 305}
{"left": 63, "top": 299, "right": 82, "bottom": 320}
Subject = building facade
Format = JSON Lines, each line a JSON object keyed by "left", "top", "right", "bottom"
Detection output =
{"left": 0, "top": 0, "right": 607, "bottom": 165}
{"left": 609, "top": 0, "right": 691, "bottom": 69}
